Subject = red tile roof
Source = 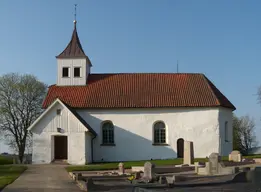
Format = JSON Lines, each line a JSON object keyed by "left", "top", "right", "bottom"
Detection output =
{"left": 42, "top": 73, "right": 236, "bottom": 110}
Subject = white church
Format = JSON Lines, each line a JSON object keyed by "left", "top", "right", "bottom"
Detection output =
{"left": 28, "top": 20, "right": 236, "bottom": 165}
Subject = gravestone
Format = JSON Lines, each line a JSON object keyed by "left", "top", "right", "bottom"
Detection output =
{"left": 143, "top": 162, "right": 155, "bottom": 182}
{"left": 229, "top": 150, "right": 242, "bottom": 162}
{"left": 197, "top": 153, "right": 240, "bottom": 176}
{"left": 183, "top": 141, "right": 194, "bottom": 165}
{"left": 205, "top": 162, "right": 211, "bottom": 174}
{"left": 194, "top": 162, "right": 200, "bottom": 173}
{"left": 208, "top": 153, "right": 221, "bottom": 175}
{"left": 166, "top": 176, "right": 175, "bottom": 187}
{"left": 118, "top": 162, "right": 125, "bottom": 175}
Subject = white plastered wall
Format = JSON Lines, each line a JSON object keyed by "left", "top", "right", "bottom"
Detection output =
{"left": 76, "top": 107, "right": 225, "bottom": 162}
{"left": 218, "top": 107, "right": 233, "bottom": 156}
{"left": 57, "top": 58, "right": 90, "bottom": 86}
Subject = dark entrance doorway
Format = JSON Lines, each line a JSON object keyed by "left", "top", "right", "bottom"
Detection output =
{"left": 177, "top": 138, "right": 184, "bottom": 158}
{"left": 54, "top": 136, "right": 68, "bottom": 160}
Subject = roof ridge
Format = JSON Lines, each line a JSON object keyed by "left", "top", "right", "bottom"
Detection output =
{"left": 90, "top": 72, "right": 204, "bottom": 75}
{"left": 43, "top": 73, "right": 236, "bottom": 110}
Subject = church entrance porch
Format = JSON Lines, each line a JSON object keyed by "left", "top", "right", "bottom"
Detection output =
{"left": 177, "top": 138, "right": 184, "bottom": 158}
{"left": 54, "top": 135, "right": 68, "bottom": 160}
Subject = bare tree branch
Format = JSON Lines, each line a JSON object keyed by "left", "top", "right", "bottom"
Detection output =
{"left": 233, "top": 114, "right": 258, "bottom": 154}
{"left": 0, "top": 73, "right": 47, "bottom": 163}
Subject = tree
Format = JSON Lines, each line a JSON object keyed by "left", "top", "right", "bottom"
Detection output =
{"left": 233, "top": 114, "right": 243, "bottom": 152}
{"left": 0, "top": 73, "right": 47, "bottom": 162}
{"left": 233, "top": 114, "right": 258, "bottom": 155}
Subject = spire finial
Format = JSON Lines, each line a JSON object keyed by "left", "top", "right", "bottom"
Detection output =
{"left": 73, "top": 4, "right": 77, "bottom": 26}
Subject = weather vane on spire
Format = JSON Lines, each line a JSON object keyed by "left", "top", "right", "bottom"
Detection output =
{"left": 74, "top": 4, "right": 77, "bottom": 24}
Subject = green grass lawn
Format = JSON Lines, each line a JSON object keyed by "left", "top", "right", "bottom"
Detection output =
{"left": 65, "top": 155, "right": 261, "bottom": 172}
{"left": 242, "top": 154, "right": 261, "bottom": 158}
{"left": 66, "top": 157, "right": 213, "bottom": 172}
{"left": 0, "top": 165, "right": 27, "bottom": 190}
{"left": 0, "top": 156, "right": 13, "bottom": 165}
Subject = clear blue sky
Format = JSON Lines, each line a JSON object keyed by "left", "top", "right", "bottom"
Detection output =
{"left": 0, "top": 0, "right": 261, "bottom": 153}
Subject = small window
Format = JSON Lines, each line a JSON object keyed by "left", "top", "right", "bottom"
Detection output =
{"left": 225, "top": 121, "right": 228, "bottom": 142}
{"left": 102, "top": 121, "right": 114, "bottom": 145}
{"left": 56, "top": 109, "right": 61, "bottom": 115}
{"left": 74, "top": 67, "right": 81, "bottom": 77}
{"left": 153, "top": 121, "right": 166, "bottom": 144}
{"left": 62, "top": 67, "right": 69, "bottom": 77}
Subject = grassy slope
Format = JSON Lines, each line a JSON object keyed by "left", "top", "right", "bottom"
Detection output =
{"left": 65, "top": 155, "right": 261, "bottom": 172}
{"left": 0, "top": 165, "right": 27, "bottom": 190}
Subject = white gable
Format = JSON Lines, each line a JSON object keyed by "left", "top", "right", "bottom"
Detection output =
{"left": 28, "top": 99, "right": 90, "bottom": 134}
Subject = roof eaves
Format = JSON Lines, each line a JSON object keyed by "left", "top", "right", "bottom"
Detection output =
{"left": 202, "top": 75, "right": 236, "bottom": 111}
{"left": 56, "top": 25, "right": 87, "bottom": 59}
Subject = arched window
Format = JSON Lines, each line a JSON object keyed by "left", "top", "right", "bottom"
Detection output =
{"left": 102, "top": 121, "right": 114, "bottom": 144}
{"left": 153, "top": 121, "right": 166, "bottom": 144}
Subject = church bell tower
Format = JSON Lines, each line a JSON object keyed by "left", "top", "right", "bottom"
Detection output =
{"left": 56, "top": 17, "right": 92, "bottom": 86}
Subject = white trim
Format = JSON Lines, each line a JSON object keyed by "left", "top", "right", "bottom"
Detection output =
{"left": 27, "top": 98, "right": 61, "bottom": 131}
{"left": 27, "top": 98, "right": 87, "bottom": 132}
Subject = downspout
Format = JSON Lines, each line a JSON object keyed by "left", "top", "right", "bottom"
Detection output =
{"left": 91, "top": 135, "right": 97, "bottom": 163}
{"left": 219, "top": 135, "right": 222, "bottom": 156}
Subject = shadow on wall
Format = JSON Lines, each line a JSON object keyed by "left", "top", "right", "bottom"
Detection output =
{"left": 85, "top": 113, "right": 178, "bottom": 162}
{"left": 32, "top": 112, "right": 56, "bottom": 135}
